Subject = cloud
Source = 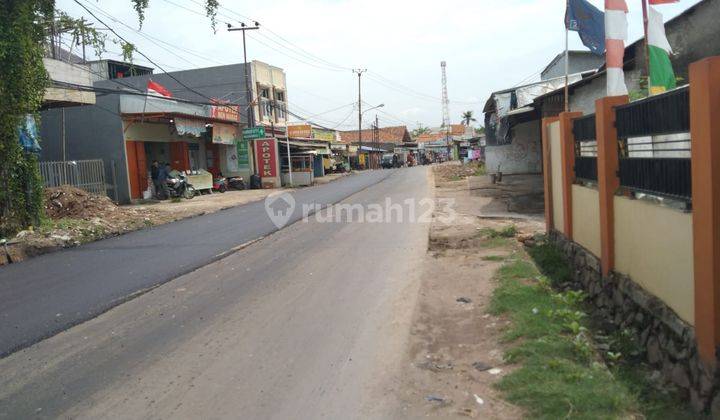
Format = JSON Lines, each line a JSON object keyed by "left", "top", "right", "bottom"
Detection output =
{"left": 57, "top": 0, "right": 702, "bottom": 128}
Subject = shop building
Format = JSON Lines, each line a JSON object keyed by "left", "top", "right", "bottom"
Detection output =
{"left": 39, "top": 62, "right": 275, "bottom": 203}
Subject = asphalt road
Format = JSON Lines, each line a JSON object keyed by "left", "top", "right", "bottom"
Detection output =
{"left": 0, "top": 166, "right": 431, "bottom": 419}
{"left": 0, "top": 169, "right": 394, "bottom": 358}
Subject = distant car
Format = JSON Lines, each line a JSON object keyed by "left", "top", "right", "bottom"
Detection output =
{"left": 381, "top": 154, "right": 395, "bottom": 169}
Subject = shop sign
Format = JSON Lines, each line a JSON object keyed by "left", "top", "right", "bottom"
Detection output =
{"left": 213, "top": 123, "right": 238, "bottom": 145}
{"left": 243, "top": 126, "right": 266, "bottom": 140}
{"left": 236, "top": 138, "right": 250, "bottom": 169}
{"left": 287, "top": 124, "right": 312, "bottom": 138}
{"left": 312, "top": 128, "right": 336, "bottom": 141}
{"left": 175, "top": 117, "right": 207, "bottom": 137}
{"left": 254, "top": 138, "right": 278, "bottom": 178}
{"left": 210, "top": 101, "right": 240, "bottom": 122}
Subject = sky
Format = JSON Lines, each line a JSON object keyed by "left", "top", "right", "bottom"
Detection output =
{"left": 57, "top": 0, "right": 702, "bottom": 131}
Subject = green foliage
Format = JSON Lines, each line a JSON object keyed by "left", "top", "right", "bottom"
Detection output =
{"left": 527, "top": 242, "right": 572, "bottom": 285}
{"left": 461, "top": 110, "right": 476, "bottom": 126}
{"left": 480, "top": 225, "right": 517, "bottom": 239}
{"left": 0, "top": 1, "right": 219, "bottom": 237}
{"left": 490, "top": 246, "right": 694, "bottom": 418}
{"left": 490, "top": 260, "right": 638, "bottom": 418}
{"left": 0, "top": 1, "right": 51, "bottom": 237}
{"left": 412, "top": 123, "right": 431, "bottom": 138}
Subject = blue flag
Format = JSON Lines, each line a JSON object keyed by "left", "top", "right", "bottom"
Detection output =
{"left": 565, "top": 0, "right": 605, "bottom": 56}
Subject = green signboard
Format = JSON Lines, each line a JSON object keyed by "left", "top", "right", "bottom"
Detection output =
{"left": 243, "top": 126, "right": 266, "bottom": 140}
{"left": 236, "top": 138, "right": 250, "bottom": 169}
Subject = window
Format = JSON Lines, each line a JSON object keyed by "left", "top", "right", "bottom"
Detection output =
{"left": 259, "top": 87, "right": 272, "bottom": 119}
{"left": 275, "top": 90, "right": 286, "bottom": 120}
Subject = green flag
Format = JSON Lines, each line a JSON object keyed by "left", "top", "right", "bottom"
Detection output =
{"left": 648, "top": 7, "right": 676, "bottom": 95}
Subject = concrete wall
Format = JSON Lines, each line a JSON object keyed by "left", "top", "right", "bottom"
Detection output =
{"left": 43, "top": 58, "right": 95, "bottom": 105}
{"left": 541, "top": 52, "right": 605, "bottom": 80}
{"left": 485, "top": 120, "right": 542, "bottom": 174}
{"left": 614, "top": 196, "right": 694, "bottom": 324}
{"left": 571, "top": 185, "right": 601, "bottom": 257}
{"left": 39, "top": 95, "right": 129, "bottom": 203}
{"left": 549, "top": 121, "right": 564, "bottom": 233}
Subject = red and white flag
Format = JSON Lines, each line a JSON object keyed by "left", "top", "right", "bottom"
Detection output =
{"left": 147, "top": 80, "right": 173, "bottom": 98}
{"left": 605, "top": 0, "right": 629, "bottom": 96}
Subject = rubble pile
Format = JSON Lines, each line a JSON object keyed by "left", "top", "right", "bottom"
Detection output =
{"left": 44, "top": 186, "right": 118, "bottom": 220}
{"left": 434, "top": 161, "right": 485, "bottom": 183}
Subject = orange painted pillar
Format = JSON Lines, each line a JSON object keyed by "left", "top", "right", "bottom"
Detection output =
{"left": 690, "top": 56, "right": 720, "bottom": 365}
{"left": 541, "top": 117, "right": 559, "bottom": 233}
{"left": 559, "top": 112, "right": 583, "bottom": 240}
{"left": 595, "top": 95, "right": 628, "bottom": 277}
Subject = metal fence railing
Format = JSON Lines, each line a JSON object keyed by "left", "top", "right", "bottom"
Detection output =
{"left": 39, "top": 159, "right": 107, "bottom": 196}
{"left": 614, "top": 86, "right": 691, "bottom": 202}
{"left": 572, "top": 114, "right": 598, "bottom": 182}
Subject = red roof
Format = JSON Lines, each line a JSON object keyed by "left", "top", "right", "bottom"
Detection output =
{"left": 340, "top": 125, "right": 411, "bottom": 144}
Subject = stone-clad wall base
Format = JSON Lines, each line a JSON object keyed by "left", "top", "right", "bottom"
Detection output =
{"left": 548, "top": 231, "right": 719, "bottom": 413}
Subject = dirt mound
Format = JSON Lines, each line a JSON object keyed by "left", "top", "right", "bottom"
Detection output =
{"left": 434, "top": 162, "right": 485, "bottom": 183}
{"left": 44, "top": 186, "right": 118, "bottom": 220}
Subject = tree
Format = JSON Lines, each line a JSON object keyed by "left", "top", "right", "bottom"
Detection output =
{"left": 461, "top": 110, "right": 477, "bottom": 126}
{"left": 0, "top": 1, "right": 218, "bottom": 237}
{"left": 412, "top": 123, "right": 431, "bottom": 138}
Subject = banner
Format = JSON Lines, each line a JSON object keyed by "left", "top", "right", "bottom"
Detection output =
{"left": 312, "top": 128, "right": 336, "bottom": 141}
{"left": 236, "top": 138, "right": 250, "bottom": 169}
{"left": 226, "top": 146, "right": 239, "bottom": 173}
{"left": 287, "top": 124, "right": 312, "bottom": 138}
{"left": 210, "top": 102, "right": 240, "bottom": 122}
{"left": 213, "top": 123, "right": 239, "bottom": 145}
{"left": 175, "top": 118, "right": 207, "bottom": 137}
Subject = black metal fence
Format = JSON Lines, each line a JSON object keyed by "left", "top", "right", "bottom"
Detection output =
{"left": 615, "top": 86, "right": 691, "bottom": 202}
{"left": 572, "top": 114, "right": 598, "bottom": 181}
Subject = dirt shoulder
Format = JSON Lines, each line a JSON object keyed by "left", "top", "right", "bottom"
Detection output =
{"left": 391, "top": 164, "right": 542, "bottom": 419}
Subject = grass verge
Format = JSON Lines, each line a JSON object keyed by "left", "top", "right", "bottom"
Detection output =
{"left": 490, "top": 240, "right": 693, "bottom": 419}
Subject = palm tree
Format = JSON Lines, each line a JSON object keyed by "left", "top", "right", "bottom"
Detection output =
{"left": 461, "top": 111, "right": 477, "bottom": 126}
{"left": 412, "top": 124, "right": 431, "bottom": 138}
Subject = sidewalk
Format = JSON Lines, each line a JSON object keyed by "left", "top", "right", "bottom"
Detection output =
{"left": 128, "top": 188, "right": 288, "bottom": 222}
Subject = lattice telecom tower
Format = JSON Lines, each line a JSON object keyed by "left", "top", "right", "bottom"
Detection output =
{"left": 440, "top": 61, "right": 451, "bottom": 155}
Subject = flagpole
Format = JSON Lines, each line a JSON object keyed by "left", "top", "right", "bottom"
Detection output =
{"left": 564, "top": 0, "right": 570, "bottom": 112}
{"left": 641, "top": 0, "right": 651, "bottom": 94}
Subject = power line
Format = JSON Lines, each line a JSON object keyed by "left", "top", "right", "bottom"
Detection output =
{"left": 77, "top": 0, "right": 230, "bottom": 68}
{"left": 73, "top": 0, "right": 240, "bottom": 114}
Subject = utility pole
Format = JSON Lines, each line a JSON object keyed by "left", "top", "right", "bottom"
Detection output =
{"left": 228, "top": 21, "right": 260, "bottom": 175}
{"left": 353, "top": 69, "right": 366, "bottom": 169}
{"left": 440, "top": 61, "right": 451, "bottom": 160}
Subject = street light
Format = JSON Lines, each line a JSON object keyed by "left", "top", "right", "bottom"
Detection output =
{"left": 361, "top": 103, "right": 384, "bottom": 116}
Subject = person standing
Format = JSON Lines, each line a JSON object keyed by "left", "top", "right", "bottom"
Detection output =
{"left": 156, "top": 162, "right": 170, "bottom": 199}
{"left": 151, "top": 161, "right": 161, "bottom": 199}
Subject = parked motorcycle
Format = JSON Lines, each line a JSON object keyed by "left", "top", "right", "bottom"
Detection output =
{"left": 213, "top": 176, "right": 228, "bottom": 193}
{"left": 227, "top": 176, "right": 246, "bottom": 190}
{"left": 166, "top": 173, "right": 195, "bottom": 199}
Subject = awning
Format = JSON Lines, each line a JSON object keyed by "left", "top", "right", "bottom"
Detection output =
{"left": 506, "top": 106, "right": 534, "bottom": 116}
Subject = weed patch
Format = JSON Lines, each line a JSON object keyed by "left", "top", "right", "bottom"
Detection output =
{"left": 490, "top": 241, "right": 694, "bottom": 418}
{"left": 481, "top": 255, "right": 507, "bottom": 262}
